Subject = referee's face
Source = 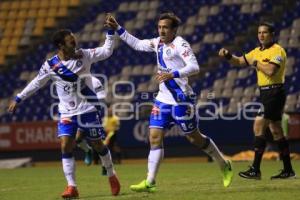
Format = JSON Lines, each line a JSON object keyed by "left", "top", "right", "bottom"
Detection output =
{"left": 258, "top": 25, "right": 273, "bottom": 47}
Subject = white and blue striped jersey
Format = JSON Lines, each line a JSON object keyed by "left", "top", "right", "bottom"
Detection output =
{"left": 117, "top": 27, "right": 199, "bottom": 105}
{"left": 16, "top": 34, "right": 114, "bottom": 117}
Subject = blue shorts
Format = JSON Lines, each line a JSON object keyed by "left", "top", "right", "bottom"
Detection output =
{"left": 149, "top": 100, "right": 198, "bottom": 134}
{"left": 57, "top": 111, "right": 105, "bottom": 140}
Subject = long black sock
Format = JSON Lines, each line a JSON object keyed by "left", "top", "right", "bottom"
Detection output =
{"left": 252, "top": 136, "right": 266, "bottom": 171}
{"left": 276, "top": 137, "right": 293, "bottom": 171}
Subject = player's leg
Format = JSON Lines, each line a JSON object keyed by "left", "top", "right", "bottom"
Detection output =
{"left": 75, "top": 130, "right": 93, "bottom": 166}
{"left": 239, "top": 116, "right": 268, "bottom": 179}
{"left": 130, "top": 128, "right": 164, "bottom": 192}
{"left": 58, "top": 119, "right": 79, "bottom": 198}
{"left": 130, "top": 101, "right": 169, "bottom": 192}
{"left": 269, "top": 121, "right": 296, "bottom": 179}
{"left": 81, "top": 112, "right": 120, "bottom": 196}
{"left": 90, "top": 139, "right": 120, "bottom": 195}
{"left": 174, "top": 102, "right": 233, "bottom": 187}
{"left": 185, "top": 129, "right": 233, "bottom": 187}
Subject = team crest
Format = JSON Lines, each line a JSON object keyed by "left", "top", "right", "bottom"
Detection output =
{"left": 275, "top": 56, "right": 282, "bottom": 62}
{"left": 76, "top": 60, "right": 83, "bottom": 67}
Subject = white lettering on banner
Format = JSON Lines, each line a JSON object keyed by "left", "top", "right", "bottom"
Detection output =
{"left": 133, "top": 121, "right": 183, "bottom": 143}
{"left": 0, "top": 126, "right": 11, "bottom": 147}
{"left": 16, "top": 127, "right": 57, "bottom": 144}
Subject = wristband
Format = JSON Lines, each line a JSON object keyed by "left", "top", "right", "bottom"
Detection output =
{"left": 224, "top": 52, "right": 232, "bottom": 60}
{"left": 173, "top": 71, "right": 180, "bottom": 78}
{"left": 117, "top": 26, "right": 125, "bottom": 35}
{"left": 107, "top": 30, "right": 114, "bottom": 35}
{"left": 15, "top": 96, "right": 22, "bottom": 103}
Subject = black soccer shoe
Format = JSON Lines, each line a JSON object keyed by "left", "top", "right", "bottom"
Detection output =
{"left": 239, "top": 166, "right": 261, "bottom": 180}
{"left": 270, "top": 169, "right": 296, "bottom": 180}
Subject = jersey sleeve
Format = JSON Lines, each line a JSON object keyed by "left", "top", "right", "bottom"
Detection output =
{"left": 173, "top": 39, "right": 200, "bottom": 78}
{"left": 269, "top": 48, "right": 285, "bottom": 67}
{"left": 82, "top": 33, "right": 115, "bottom": 63}
{"left": 16, "top": 62, "right": 51, "bottom": 101}
{"left": 244, "top": 49, "right": 255, "bottom": 66}
{"left": 117, "top": 26, "right": 156, "bottom": 52}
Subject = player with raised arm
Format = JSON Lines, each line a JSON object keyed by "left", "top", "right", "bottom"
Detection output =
{"left": 106, "top": 12, "right": 233, "bottom": 191}
{"left": 8, "top": 26, "right": 120, "bottom": 198}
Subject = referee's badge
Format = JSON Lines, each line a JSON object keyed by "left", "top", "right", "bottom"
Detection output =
{"left": 275, "top": 56, "right": 282, "bottom": 62}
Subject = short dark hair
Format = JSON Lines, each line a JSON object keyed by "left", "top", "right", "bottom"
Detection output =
{"left": 52, "top": 29, "right": 72, "bottom": 48}
{"left": 158, "top": 12, "right": 181, "bottom": 29}
{"left": 259, "top": 21, "right": 275, "bottom": 33}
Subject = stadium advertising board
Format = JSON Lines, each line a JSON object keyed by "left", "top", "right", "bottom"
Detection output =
{"left": 288, "top": 114, "right": 300, "bottom": 139}
{"left": 0, "top": 121, "right": 59, "bottom": 151}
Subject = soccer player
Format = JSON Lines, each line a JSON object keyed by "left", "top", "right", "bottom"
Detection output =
{"left": 8, "top": 28, "right": 121, "bottom": 198}
{"left": 105, "top": 13, "right": 233, "bottom": 192}
{"left": 218, "top": 21, "right": 296, "bottom": 179}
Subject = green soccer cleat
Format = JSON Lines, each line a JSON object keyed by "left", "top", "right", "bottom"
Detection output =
{"left": 130, "top": 180, "right": 156, "bottom": 193}
{"left": 222, "top": 160, "right": 233, "bottom": 187}
{"left": 84, "top": 149, "right": 93, "bottom": 166}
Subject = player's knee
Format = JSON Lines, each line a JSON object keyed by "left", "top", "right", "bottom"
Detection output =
{"left": 60, "top": 141, "right": 73, "bottom": 153}
{"left": 149, "top": 134, "right": 163, "bottom": 148}
{"left": 186, "top": 129, "right": 206, "bottom": 147}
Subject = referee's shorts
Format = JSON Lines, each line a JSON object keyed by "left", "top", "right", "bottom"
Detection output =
{"left": 257, "top": 84, "right": 286, "bottom": 121}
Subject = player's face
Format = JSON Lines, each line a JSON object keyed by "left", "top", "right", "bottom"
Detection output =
{"left": 158, "top": 19, "right": 176, "bottom": 44}
{"left": 258, "top": 25, "right": 273, "bottom": 46}
{"left": 62, "top": 33, "right": 77, "bottom": 54}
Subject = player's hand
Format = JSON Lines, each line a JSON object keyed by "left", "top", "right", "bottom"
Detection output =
{"left": 218, "top": 48, "right": 229, "bottom": 57}
{"left": 156, "top": 72, "right": 174, "bottom": 83}
{"left": 104, "top": 13, "right": 119, "bottom": 30}
{"left": 7, "top": 101, "right": 17, "bottom": 113}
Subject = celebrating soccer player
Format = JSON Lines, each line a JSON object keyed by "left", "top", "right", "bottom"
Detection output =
{"left": 105, "top": 12, "right": 233, "bottom": 192}
{"left": 8, "top": 21, "right": 120, "bottom": 198}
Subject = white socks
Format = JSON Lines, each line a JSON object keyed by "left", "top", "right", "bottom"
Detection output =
{"left": 99, "top": 149, "right": 115, "bottom": 177}
{"left": 147, "top": 148, "right": 164, "bottom": 184}
{"left": 202, "top": 137, "right": 227, "bottom": 169}
{"left": 62, "top": 157, "right": 76, "bottom": 186}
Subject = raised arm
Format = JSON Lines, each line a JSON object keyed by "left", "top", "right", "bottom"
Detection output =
{"left": 105, "top": 14, "right": 155, "bottom": 52}
{"left": 88, "top": 31, "right": 115, "bottom": 63}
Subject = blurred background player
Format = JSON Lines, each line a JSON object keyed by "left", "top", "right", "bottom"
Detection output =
{"left": 8, "top": 27, "right": 121, "bottom": 198}
{"left": 105, "top": 12, "right": 233, "bottom": 192}
{"left": 219, "top": 21, "right": 296, "bottom": 180}
{"left": 103, "top": 105, "right": 121, "bottom": 164}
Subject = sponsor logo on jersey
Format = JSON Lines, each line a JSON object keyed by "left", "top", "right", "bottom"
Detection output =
{"left": 262, "top": 58, "right": 270, "bottom": 62}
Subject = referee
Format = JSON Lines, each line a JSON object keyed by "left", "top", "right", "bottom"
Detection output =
{"left": 218, "top": 21, "right": 296, "bottom": 179}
